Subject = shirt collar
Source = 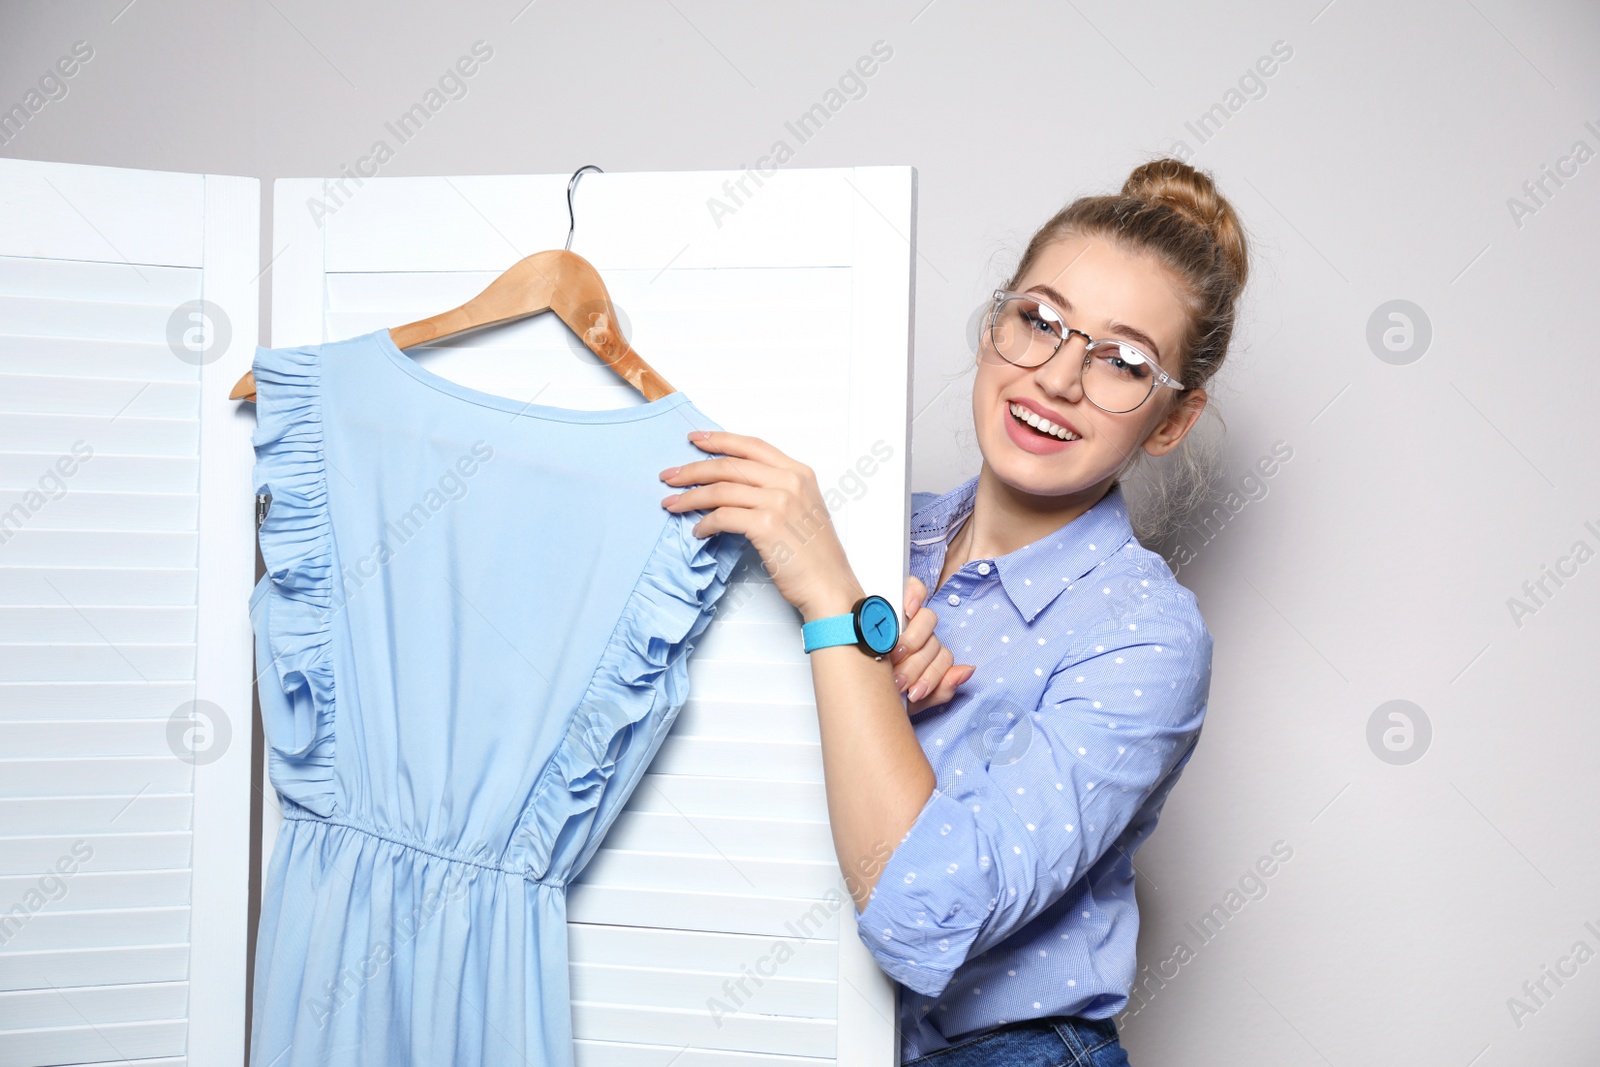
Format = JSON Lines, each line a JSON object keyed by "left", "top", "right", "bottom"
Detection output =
{"left": 909, "top": 475, "right": 1138, "bottom": 624}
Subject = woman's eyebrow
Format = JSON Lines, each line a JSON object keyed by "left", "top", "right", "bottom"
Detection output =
{"left": 1026, "top": 283, "right": 1163, "bottom": 362}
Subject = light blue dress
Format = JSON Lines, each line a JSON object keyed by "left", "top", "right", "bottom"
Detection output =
{"left": 246, "top": 329, "right": 745, "bottom": 1066}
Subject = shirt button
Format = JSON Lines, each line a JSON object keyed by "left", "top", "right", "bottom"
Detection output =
{"left": 947, "top": 593, "right": 961, "bottom": 606}
{"left": 976, "top": 562, "right": 991, "bottom": 576}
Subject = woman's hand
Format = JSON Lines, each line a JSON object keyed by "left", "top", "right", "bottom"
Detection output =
{"left": 890, "top": 575, "right": 976, "bottom": 714}
{"left": 660, "top": 430, "right": 864, "bottom": 622}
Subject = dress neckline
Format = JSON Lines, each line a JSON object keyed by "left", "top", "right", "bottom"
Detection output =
{"left": 371, "top": 328, "right": 693, "bottom": 424}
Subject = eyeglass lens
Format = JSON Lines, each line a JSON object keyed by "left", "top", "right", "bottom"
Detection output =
{"left": 988, "top": 295, "right": 1157, "bottom": 413}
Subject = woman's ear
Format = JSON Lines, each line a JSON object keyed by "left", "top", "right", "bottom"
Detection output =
{"left": 1143, "top": 387, "right": 1207, "bottom": 458}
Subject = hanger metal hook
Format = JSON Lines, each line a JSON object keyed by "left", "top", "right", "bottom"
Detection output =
{"left": 565, "top": 164, "right": 603, "bottom": 251}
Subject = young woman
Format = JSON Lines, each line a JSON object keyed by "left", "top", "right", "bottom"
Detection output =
{"left": 660, "top": 157, "right": 1249, "bottom": 1066}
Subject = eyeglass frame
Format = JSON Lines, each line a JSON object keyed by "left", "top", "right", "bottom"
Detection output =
{"left": 983, "top": 288, "right": 1187, "bottom": 413}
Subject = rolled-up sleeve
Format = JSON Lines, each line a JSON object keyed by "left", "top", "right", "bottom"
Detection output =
{"left": 853, "top": 598, "right": 1213, "bottom": 999}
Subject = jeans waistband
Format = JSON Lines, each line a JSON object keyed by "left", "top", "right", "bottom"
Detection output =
{"left": 905, "top": 1013, "right": 1121, "bottom": 1066}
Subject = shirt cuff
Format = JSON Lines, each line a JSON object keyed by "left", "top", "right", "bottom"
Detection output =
{"left": 853, "top": 787, "right": 993, "bottom": 999}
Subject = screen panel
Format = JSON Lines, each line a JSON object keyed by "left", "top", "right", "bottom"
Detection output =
{"left": 267, "top": 166, "right": 914, "bottom": 1064}
{"left": 0, "top": 157, "right": 258, "bottom": 1067}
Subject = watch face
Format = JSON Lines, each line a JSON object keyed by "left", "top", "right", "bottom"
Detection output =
{"left": 856, "top": 595, "right": 899, "bottom": 655}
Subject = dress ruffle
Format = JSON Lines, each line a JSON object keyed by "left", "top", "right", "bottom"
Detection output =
{"left": 250, "top": 343, "right": 338, "bottom": 817}
{"left": 515, "top": 514, "right": 745, "bottom": 884}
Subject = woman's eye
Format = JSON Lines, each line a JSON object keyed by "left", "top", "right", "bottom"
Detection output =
{"left": 1023, "top": 310, "right": 1062, "bottom": 338}
{"left": 1095, "top": 347, "right": 1152, "bottom": 378}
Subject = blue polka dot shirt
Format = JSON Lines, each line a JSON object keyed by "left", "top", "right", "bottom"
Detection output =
{"left": 855, "top": 475, "right": 1214, "bottom": 1062}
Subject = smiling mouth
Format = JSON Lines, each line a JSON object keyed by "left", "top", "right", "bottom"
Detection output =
{"left": 1009, "top": 402, "right": 1080, "bottom": 442}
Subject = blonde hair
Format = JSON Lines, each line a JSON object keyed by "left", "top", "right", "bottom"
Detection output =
{"left": 1002, "top": 157, "right": 1252, "bottom": 546}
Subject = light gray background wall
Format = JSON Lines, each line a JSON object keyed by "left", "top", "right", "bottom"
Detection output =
{"left": 5, "top": 1, "right": 1597, "bottom": 1062}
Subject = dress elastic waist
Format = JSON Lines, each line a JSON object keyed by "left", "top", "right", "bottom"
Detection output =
{"left": 282, "top": 808, "right": 561, "bottom": 884}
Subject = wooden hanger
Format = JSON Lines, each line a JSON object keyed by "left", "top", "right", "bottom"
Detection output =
{"left": 229, "top": 165, "right": 674, "bottom": 403}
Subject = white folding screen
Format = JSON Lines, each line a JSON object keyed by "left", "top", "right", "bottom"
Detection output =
{"left": 0, "top": 159, "right": 258, "bottom": 1065}
{"left": 266, "top": 166, "right": 915, "bottom": 1064}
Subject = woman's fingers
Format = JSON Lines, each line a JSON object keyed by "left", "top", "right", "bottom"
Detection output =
{"left": 684, "top": 429, "right": 807, "bottom": 473}
{"left": 661, "top": 481, "right": 769, "bottom": 513}
{"left": 909, "top": 661, "right": 976, "bottom": 715}
{"left": 661, "top": 482, "right": 773, "bottom": 539}
{"left": 903, "top": 574, "right": 926, "bottom": 619}
{"left": 905, "top": 645, "right": 954, "bottom": 704}
{"left": 889, "top": 608, "right": 945, "bottom": 690}
{"left": 660, "top": 455, "right": 772, "bottom": 490}
{"left": 889, "top": 602, "right": 936, "bottom": 672}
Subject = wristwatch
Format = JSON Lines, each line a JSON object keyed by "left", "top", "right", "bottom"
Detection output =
{"left": 801, "top": 595, "right": 900, "bottom": 657}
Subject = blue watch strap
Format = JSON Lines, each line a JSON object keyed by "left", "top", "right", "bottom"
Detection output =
{"left": 801, "top": 612, "right": 858, "bottom": 653}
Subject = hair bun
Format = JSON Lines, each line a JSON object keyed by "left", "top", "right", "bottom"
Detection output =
{"left": 1123, "top": 158, "right": 1248, "bottom": 286}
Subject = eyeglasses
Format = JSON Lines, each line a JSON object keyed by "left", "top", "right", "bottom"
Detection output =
{"left": 982, "top": 289, "right": 1185, "bottom": 414}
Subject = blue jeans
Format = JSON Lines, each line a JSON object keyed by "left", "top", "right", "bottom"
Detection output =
{"left": 904, "top": 1015, "right": 1130, "bottom": 1067}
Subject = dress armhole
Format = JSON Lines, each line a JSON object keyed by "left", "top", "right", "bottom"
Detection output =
{"left": 250, "top": 342, "right": 338, "bottom": 816}
{"left": 512, "top": 514, "right": 745, "bottom": 884}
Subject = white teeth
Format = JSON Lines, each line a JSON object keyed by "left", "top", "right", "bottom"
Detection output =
{"left": 1009, "top": 402, "right": 1079, "bottom": 441}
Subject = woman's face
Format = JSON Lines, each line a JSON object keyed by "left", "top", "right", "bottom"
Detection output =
{"left": 972, "top": 233, "right": 1205, "bottom": 501}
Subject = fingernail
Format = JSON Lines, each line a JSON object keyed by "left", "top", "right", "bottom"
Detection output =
{"left": 689, "top": 430, "right": 711, "bottom": 441}
{"left": 892, "top": 673, "right": 905, "bottom": 691}
{"left": 907, "top": 683, "right": 925, "bottom": 703}
{"left": 660, "top": 466, "right": 680, "bottom": 480}
{"left": 661, "top": 494, "right": 679, "bottom": 507}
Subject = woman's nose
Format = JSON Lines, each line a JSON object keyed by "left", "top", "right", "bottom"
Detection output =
{"left": 1035, "top": 340, "right": 1087, "bottom": 401}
